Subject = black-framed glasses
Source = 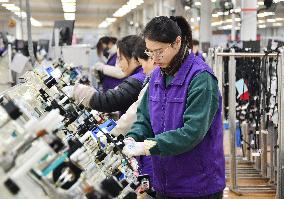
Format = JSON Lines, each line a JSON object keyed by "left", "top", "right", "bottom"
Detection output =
{"left": 144, "top": 43, "right": 173, "bottom": 59}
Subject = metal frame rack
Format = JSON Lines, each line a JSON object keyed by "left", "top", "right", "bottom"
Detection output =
{"left": 208, "top": 48, "right": 284, "bottom": 198}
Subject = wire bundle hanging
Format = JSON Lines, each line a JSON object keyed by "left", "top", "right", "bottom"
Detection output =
{"left": 222, "top": 47, "right": 280, "bottom": 154}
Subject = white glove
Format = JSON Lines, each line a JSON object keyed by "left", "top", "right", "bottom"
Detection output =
{"left": 62, "top": 85, "right": 74, "bottom": 98}
{"left": 94, "top": 62, "right": 105, "bottom": 72}
{"left": 123, "top": 137, "right": 135, "bottom": 146}
{"left": 123, "top": 141, "right": 146, "bottom": 158}
{"left": 73, "top": 84, "right": 96, "bottom": 107}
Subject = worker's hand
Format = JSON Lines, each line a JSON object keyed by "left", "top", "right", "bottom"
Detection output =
{"left": 62, "top": 85, "right": 74, "bottom": 98}
{"left": 94, "top": 62, "right": 105, "bottom": 72}
{"left": 123, "top": 141, "right": 146, "bottom": 158}
{"left": 123, "top": 137, "right": 135, "bottom": 145}
{"left": 73, "top": 84, "right": 96, "bottom": 107}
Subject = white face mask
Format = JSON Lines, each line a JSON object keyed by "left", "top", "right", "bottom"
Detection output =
{"left": 108, "top": 44, "right": 117, "bottom": 56}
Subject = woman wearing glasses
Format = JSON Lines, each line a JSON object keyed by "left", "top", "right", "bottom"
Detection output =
{"left": 71, "top": 35, "right": 145, "bottom": 114}
{"left": 123, "top": 16, "right": 225, "bottom": 199}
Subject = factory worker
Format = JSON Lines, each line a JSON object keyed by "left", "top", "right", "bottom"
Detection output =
{"left": 95, "top": 36, "right": 127, "bottom": 92}
{"left": 122, "top": 16, "right": 225, "bottom": 199}
{"left": 110, "top": 38, "right": 155, "bottom": 194}
{"left": 111, "top": 38, "right": 155, "bottom": 137}
{"left": 72, "top": 35, "right": 146, "bottom": 114}
{"left": 192, "top": 39, "right": 205, "bottom": 61}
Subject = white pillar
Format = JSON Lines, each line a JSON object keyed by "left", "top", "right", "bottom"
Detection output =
{"left": 200, "top": 0, "right": 212, "bottom": 46}
{"left": 191, "top": 8, "right": 199, "bottom": 40}
{"left": 240, "top": 0, "right": 257, "bottom": 41}
{"left": 142, "top": 4, "right": 154, "bottom": 26}
{"left": 16, "top": 19, "right": 23, "bottom": 40}
{"left": 174, "top": 0, "right": 186, "bottom": 17}
{"left": 154, "top": 0, "right": 164, "bottom": 16}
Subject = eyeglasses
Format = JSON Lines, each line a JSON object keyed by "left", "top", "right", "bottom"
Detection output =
{"left": 144, "top": 43, "right": 173, "bottom": 59}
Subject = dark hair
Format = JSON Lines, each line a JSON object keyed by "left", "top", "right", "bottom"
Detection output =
{"left": 117, "top": 35, "right": 143, "bottom": 60}
{"left": 96, "top": 36, "right": 117, "bottom": 56}
{"left": 143, "top": 16, "right": 192, "bottom": 75}
{"left": 133, "top": 38, "right": 148, "bottom": 61}
{"left": 109, "top": 37, "right": 117, "bottom": 44}
{"left": 96, "top": 39, "right": 104, "bottom": 56}
{"left": 143, "top": 16, "right": 192, "bottom": 48}
{"left": 192, "top": 39, "right": 199, "bottom": 46}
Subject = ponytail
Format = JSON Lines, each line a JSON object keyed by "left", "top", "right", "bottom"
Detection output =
{"left": 169, "top": 16, "right": 193, "bottom": 48}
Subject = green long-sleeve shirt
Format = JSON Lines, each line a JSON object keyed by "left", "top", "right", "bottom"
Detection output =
{"left": 126, "top": 71, "right": 219, "bottom": 156}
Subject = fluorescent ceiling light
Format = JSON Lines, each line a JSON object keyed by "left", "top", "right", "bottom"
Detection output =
{"left": 217, "top": 24, "right": 239, "bottom": 30}
{"left": 273, "top": 23, "right": 282, "bottom": 26}
{"left": 0, "top": 0, "right": 9, "bottom": 3}
{"left": 276, "top": 18, "right": 284, "bottom": 21}
{"left": 212, "top": 13, "right": 218, "bottom": 18}
{"left": 6, "top": 6, "right": 20, "bottom": 11}
{"left": 258, "top": 2, "right": 264, "bottom": 5}
{"left": 62, "top": 2, "right": 76, "bottom": 9}
{"left": 62, "top": 2, "right": 76, "bottom": 6}
{"left": 258, "top": 19, "right": 265, "bottom": 23}
{"left": 258, "top": 24, "right": 266, "bottom": 28}
{"left": 264, "top": 12, "right": 275, "bottom": 16}
{"left": 106, "top": 17, "right": 116, "bottom": 23}
{"left": 1, "top": 3, "right": 13, "bottom": 7}
{"left": 212, "top": 21, "right": 223, "bottom": 26}
{"left": 64, "top": 12, "right": 75, "bottom": 20}
{"left": 14, "top": 11, "right": 26, "bottom": 18}
{"left": 267, "top": 18, "right": 276, "bottom": 22}
{"left": 30, "top": 17, "right": 42, "bottom": 27}
{"left": 98, "top": 17, "right": 117, "bottom": 28}
{"left": 2, "top": 3, "right": 20, "bottom": 11}
{"left": 195, "top": 2, "right": 201, "bottom": 6}
{"left": 63, "top": 6, "right": 76, "bottom": 12}
{"left": 257, "top": 13, "right": 265, "bottom": 18}
{"left": 61, "top": 0, "right": 76, "bottom": 2}
{"left": 129, "top": 0, "right": 143, "bottom": 5}
{"left": 185, "top": 6, "right": 190, "bottom": 10}
{"left": 217, "top": 11, "right": 224, "bottom": 16}
{"left": 61, "top": 0, "right": 76, "bottom": 19}
{"left": 234, "top": 8, "right": 241, "bottom": 13}
{"left": 113, "top": 0, "right": 144, "bottom": 17}
{"left": 221, "top": 18, "right": 240, "bottom": 23}
{"left": 226, "top": 19, "right": 233, "bottom": 22}
{"left": 257, "top": 12, "right": 274, "bottom": 18}
{"left": 2, "top": 3, "right": 41, "bottom": 26}
{"left": 98, "top": 21, "right": 110, "bottom": 28}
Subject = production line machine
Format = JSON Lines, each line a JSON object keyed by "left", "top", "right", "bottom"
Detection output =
{"left": 0, "top": 60, "right": 152, "bottom": 199}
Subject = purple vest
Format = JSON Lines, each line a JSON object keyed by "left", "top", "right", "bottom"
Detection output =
{"left": 148, "top": 53, "right": 225, "bottom": 197}
{"left": 119, "top": 66, "right": 146, "bottom": 116}
{"left": 137, "top": 156, "right": 153, "bottom": 183}
{"left": 102, "top": 53, "right": 125, "bottom": 92}
{"left": 129, "top": 67, "right": 145, "bottom": 84}
{"left": 196, "top": 52, "right": 204, "bottom": 61}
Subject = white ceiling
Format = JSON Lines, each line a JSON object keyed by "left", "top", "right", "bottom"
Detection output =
{"left": 0, "top": 0, "right": 128, "bottom": 27}
{"left": 1, "top": 0, "right": 284, "bottom": 29}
